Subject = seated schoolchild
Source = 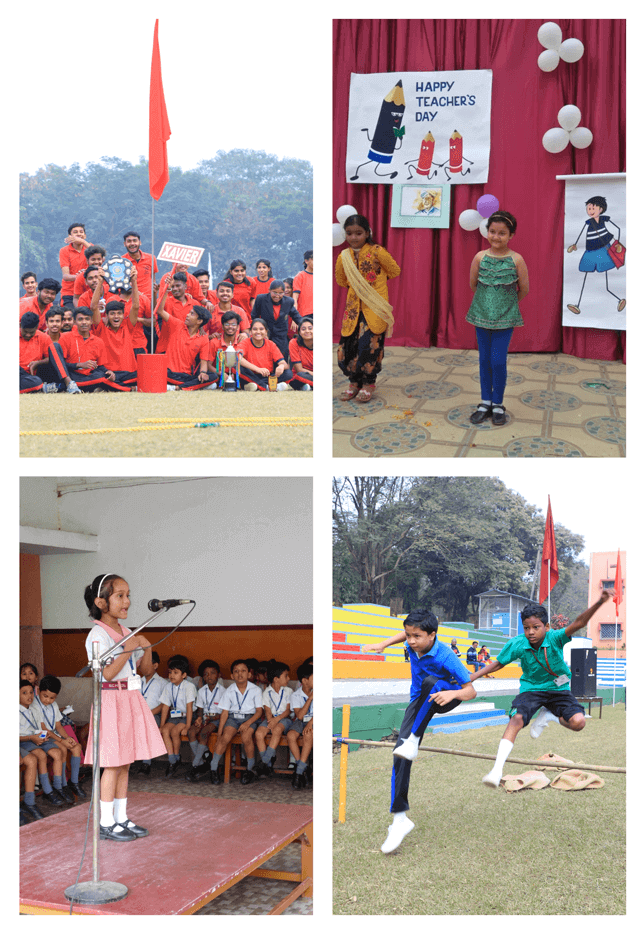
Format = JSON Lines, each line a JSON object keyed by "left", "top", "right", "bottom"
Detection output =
{"left": 238, "top": 318, "right": 294, "bottom": 392}
{"left": 20, "top": 680, "right": 51, "bottom": 818}
{"left": 19, "top": 311, "right": 81, "bottom": 394}
{"left": 58, "top": 309, "right": 132, "bottom": 391}
{"left": 186, "top": 660, "right": 225, "bottom": 781}
{"left": 255, "top": 662, "right": 293, "bottom": 777}
{"left": 155, "top": 288, "right": 218, "bottom": 390}
{"left": 208, "top": 660, "right": 263, "bottom": 785}
{"left": 30, "top": 675, "right": 86, "bottom": 801}
{"left": 289, "top": 316, "right": 313, "bottom": 390}
{"left": 286, "top": 662, "right": 313, "bottom": 788}
{"left": 135, "top": 651, "right": 169, "bottom": 775}
{"left": 205, "top": 282, "right": 251, "bottom": 336}
{"left": 207, "top": 311, "right": 248, "bottom": 382}
{"left": 159, "top": 654, "right": 198, "bottom": 778}
{"left": 88, "top": 267, "right": 141, "bottom": 386}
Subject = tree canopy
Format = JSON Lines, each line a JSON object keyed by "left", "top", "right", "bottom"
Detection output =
{"left": 333, "top": 477, "right": 587, "bottom": 622}
{"left": 19, "top": 151, "right": 312, "bottom": 285}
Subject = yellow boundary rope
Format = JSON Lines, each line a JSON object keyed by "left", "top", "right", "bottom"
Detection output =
{"left": 139, "top": 417, "right": 312, "bottom": 424}
{"left": 21, "top": 417, "right": 312, "bottom": 437}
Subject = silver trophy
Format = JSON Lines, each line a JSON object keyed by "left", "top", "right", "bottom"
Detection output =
{"left": 102, "top": 254, "right": 134, "bottom": 293}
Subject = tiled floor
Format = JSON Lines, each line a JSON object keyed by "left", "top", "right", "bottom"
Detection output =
{"left": 333, "top": 345, "right": 625, "bottom": 458}
{"left": 23, "top": 759, "right": 312, "bottom": 915}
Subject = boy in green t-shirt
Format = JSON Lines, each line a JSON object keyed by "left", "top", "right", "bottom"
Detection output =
{"left": 469, "top": 591, "right": 611, "bottom": 788}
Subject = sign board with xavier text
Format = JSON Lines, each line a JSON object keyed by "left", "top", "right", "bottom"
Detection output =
{"left": 157, "top": 242, "right": 205, "bottom": 266}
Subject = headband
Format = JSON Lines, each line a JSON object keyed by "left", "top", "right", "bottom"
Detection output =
{"left": 96, "top": 574, "right": 113, "bottom": 599}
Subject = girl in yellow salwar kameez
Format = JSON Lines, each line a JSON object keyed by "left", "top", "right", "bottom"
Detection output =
{"left": 335, "top": 214, "right": 400, "bottom": 403}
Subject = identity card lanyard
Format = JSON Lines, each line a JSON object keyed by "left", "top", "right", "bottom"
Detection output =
{"left": 40, "top": 701, "right": 56, "bottom": 731}
{"left": 141, "top": 674, "right": 155, "bottom": 697}
{"left": 205, "top": 685, "right": 220, "bottom": 714}
{"left": 271, "top": 688, "right": 285, "bottom": 714}
{"left": 171, "top": 683, "right": 182, "bottom": 709}
{"left": 236, "top": 687, "right": 250, "bottom": 712}
{"left": 528, "top": 646, "right": 570, "bottom": 687}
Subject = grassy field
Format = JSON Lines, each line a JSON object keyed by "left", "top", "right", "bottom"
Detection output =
{"left": 333, "top": 704, "right": 626, "bottom": 915}
{"left": 20, "top": 390, "right": 312, "bottom": 458}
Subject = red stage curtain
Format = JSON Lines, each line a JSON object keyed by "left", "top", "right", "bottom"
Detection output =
{"left": 333, "top": 20, "right": 626, "bottom": 361}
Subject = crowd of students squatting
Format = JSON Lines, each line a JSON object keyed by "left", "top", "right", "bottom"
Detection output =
{"left": 20, "top": 575, "right": 313, "bottom": 837}
{"left": 19, "top": 225, "right": 313, "bottom": 393}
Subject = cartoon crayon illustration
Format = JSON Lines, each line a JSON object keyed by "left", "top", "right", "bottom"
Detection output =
{"left": 368, "top": 81, "right": 406, "bottom": 164}
{"left": 350, "top": 80, "right": 406, "bottom": 181}
{"left": 449, "top": 130, "right": 462, "bottom": 173}
{"left": 417, "top": 131, "right": 435, "bottom": 176}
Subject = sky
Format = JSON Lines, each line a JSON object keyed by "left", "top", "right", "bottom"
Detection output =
{"left": 13, "top": 3, "right": 320, "bottom": 176}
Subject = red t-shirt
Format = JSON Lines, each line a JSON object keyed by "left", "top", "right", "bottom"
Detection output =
{"left": 205, "top": 303, "right": 251, "bottom": 336}
{"left": 19, "top": 295, "right": 51, "bottom": 330}
{"left": 121, "top": 251, "right": 158, "bottom": 297}
{"left": 159, "top": 272, "right": 206, "bottom": 305}
{"left": 59, "top": 242, "right": 93, "bottom": 298}
{"left": 240, "top": 338, "right": 284, "bottom": 372}
{"left": 293, "top": 270, "right": 313, "bottom": 317}
{"left": 250, "top": 277, "right": 275, "bottom": 300}
{"left": 223, "top": 278, "right": 252, "bottom": 314}
{"left": 59, "top": 331, "right": 108, "bottom": 374}
{"left": 91, "top": 318, "right": 137, "bottom": 371}
{"left": 77, "top": 284, "right": 120, "bottom": 308}
{"left": 209, "top": 332, "right": 248, "bottom": 360}
{"left": 289, "top": 338, "right": 313, "bottom": 372}
{"left": 19, "top": 330, "right": 53, "bottom": 369}
{"left": 162, "top": 315, "right": 210, "bottom": 373}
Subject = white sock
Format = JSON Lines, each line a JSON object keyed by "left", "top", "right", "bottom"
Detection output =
{"left": 492, "top": 738, "right": 514, "bottom": 776}
{"left": 100, "top": 800, "right": 123, "bottom": 830}
{"left": 481, "top": 400, "right": 491, "bottom": 406}
{"left": 392, "top": 811, "right": 410, "bottom": 826}
{"left": 113, "top": 797, "right": 128, "bottom": 824}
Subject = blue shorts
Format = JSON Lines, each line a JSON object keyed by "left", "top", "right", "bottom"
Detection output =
{"left": 258, "top": 716, "right": 293, "bottom": 733}
{"left": 20, "top": 739, "right": 58, "bottom": 757}
{"left": 579, "top": 246, "right": 615, "bottom": 273}
{"left": 227, "top": 714, "right": 259, "bottom": 732}
{"left": 287, "top": 719, "right": 311, "bottom": 736}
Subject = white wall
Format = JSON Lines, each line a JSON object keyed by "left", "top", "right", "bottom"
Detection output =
{"left": 20, "top": 477, "right": 312, "bottom": 630}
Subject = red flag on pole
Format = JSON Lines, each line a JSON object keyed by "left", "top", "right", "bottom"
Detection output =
{"left": 613, "top": 549, "right": 623, "bottom": 608}
{"left": 149, "top": 19, "right": 171, "bottom": 201}
{"left": 539, "top": 496, "right": 559, "bottom": 603}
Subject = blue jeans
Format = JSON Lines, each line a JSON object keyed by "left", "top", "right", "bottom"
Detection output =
{"left": 475, "top": 327, "right": 514, "bottom": 405}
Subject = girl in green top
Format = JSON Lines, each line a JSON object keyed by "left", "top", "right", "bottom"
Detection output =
{"left": 466, "top": 211, "right": 529, "bottom": 427}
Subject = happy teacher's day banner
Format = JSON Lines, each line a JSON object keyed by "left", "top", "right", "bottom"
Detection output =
{"left": 346, "top": 70, "right": 492, "bottom": 185}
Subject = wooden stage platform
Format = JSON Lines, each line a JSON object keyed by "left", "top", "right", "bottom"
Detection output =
{"left": 20, "top": 792, "right": 312, "bottom": 915}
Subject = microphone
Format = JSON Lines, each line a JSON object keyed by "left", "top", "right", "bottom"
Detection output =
{"left": 147, "top": 598, "right": 194, "bottom": 612}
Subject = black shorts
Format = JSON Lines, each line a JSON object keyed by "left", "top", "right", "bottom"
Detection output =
{"left": 510, "top": 690, "right": 585, "bottom": 726}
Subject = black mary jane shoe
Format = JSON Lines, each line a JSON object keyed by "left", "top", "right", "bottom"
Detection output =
{"left": 491, "top": 406, "right": 507, "bottom": 426}
{"left": 118, "top": 820, "right": 149, "bottom": 837}
{"left": 99, "top": 823, "right": 137, "bottom": 842}
{"left": 469, "top": 403, "right": 493, "bottom": 425}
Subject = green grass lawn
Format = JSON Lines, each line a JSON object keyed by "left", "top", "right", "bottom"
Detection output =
{"left": 333, "top": 704, "right": 625, "bottom": 915}
{"left": 20, "top": 390, "right": 312, "bottom": 457}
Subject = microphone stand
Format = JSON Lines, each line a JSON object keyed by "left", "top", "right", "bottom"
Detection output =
{"left": 64, "top": 608, "right": 167, "bottom": 906}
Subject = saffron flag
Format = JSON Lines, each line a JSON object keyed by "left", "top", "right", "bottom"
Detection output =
{"left": 149, "top": 19, "right": 171, "bottom": 201}
{"left": 613, "top": 549, "right": 623, "bottom": 609}
{"left": 539, "top": 496, "right": 559, "bottom": 604}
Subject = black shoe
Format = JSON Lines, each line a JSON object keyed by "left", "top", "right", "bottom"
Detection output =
{"left": 491, "top": 406, "right": 507, "bottom": 426}
{"left": 254, "top": 761, "right": 272, "bottom": 778}
{"left": 43, "top": 790, "right": 66, "bottom": 807}
{"left": 165, "top": 761, "right": 180, "bottom": 778}
{"left": 470, "top": 403, "right": 492, "bottom": 424}
{"left": 22, "top": 802, "right": 45, "bottom": 821}
{"left": 20, "top": 805, "right": 29, "bottom": 826}
{"left": 185, "top": 767, "right": 198, "bottom": 782}
{"left": 68, "top": 781, "right": 87, "bottom": 799}
{"left": 209, "top": 768, "right": 221, "bottom": 784}
{"left": 58, "top": 785, "right": 76, "bottom": 804}
{"left": 194, "top": 759, "right": 211, "bottom": 776}
{"left": 138, "top": 763, "right": 151, "bottom": 776}
{"left": 240, "top": 768, "right": 256, "bottom": 785}
{"left": 117, "top": 820, "right": 149, "bottom": 837}
{"left": 99, "top": 823, "right": 137, "bottom": 841}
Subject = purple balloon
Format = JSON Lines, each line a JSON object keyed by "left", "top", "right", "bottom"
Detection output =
{"left": 477, "top": 194, "right": 500, "bottom": 218}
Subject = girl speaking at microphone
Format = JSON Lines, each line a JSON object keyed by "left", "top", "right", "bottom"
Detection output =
{"left": 84, "top": 573, "right": 166, "bottom": 841}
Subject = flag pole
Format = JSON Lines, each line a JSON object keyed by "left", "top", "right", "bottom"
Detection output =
{"left": 612, "top": 602, "right": 618, "bottom": 707}
{"left": 151, "top": 199, "right": 155, "bottom": 353}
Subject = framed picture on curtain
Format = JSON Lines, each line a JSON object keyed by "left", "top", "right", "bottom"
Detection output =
{"left": 390, "top": 183, "right": 451, "bottom": 228}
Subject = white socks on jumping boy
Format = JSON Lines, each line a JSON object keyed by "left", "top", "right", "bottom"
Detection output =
{"left": 482, "top": 738, "right": 513, "bottom": 788}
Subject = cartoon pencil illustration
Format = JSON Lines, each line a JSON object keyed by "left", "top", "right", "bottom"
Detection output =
{"left": 449, "top": 130, "right": 463, "bottom": 173}
{"left": 367, "top": 80, "right": 406, "bottom": 164}
{"left": 417, "top": 131, "right": 435, "bottom": 176}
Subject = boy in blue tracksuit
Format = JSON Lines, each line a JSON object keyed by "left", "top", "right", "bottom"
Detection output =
{"left": 368, "top": 609, "right": 476, "bottom": 854}
{"left": 469, "top": 590, "right": 611, "bottom": 788}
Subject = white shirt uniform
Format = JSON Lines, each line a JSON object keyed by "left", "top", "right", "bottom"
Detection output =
{"left": 261, "top": 685, "right": 293, "bottom": 716}
{"left": 196, "top": 683, "right": 225, "bottom": 718}
{"left": 141, "top": 673, "right": 169, "bottom": 710}
{"left": 19, "top": 704, "right": 40, "bottom": 736}
{"left": 220, "top": 682, "right": 263, "bottom": 715}
{"left": 159, "top": 679, "right": 198, "bottom": 714}
{"left": 289, "top": 688, "right": 313, "bottom": 721}
{"left": 30, "top": 695, "right": 63, "bottom": 733}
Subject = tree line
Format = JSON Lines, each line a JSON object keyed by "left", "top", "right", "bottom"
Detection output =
{"left": 333, "top": 476, "right": 588, "bottom": 622}
{"left": 20, "top": 150, "right": 312, "bottom": 285}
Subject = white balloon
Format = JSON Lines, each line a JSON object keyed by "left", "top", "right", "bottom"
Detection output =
{"left": 537, "top": 22, "right": 562, "bottom": 50}
{"left": 332, "top": 223, "right": 346, "bottom": 247}
{"left": 569, "top": 126, "right": 593, "bottom": 149}
{"left": 479, "top": 217, "right": 490, "bottom": 239}
{"left": 558, "top": 105, "right": 581, "bottom": 131}
{"left": 538, "top": 49, "right": 560, "bottom": 72}
{"left": 459, "top": 209, "right": 482, "bottom": 231}
{"left": 542, "top": 127, "right": 570, "bottom": 153}
{"left": 559, "top": 38, "right": 585, "bottom": 63}
{"left": 336, "top": 204, "right": 358, "bottom": 225}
